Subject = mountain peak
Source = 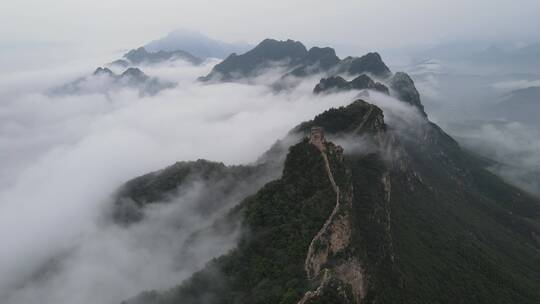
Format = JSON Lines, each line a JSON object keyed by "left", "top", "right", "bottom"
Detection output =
{"left": 314, "top": 74, "right": 389, "bottom": 95}
{"left": 339, "top": 52, "right": 391, "bottom": 78}
{"left": 389, "top": 71, "right": 427, "bottom": 116}
{"left": 249, "top": 38, "right": 308, "bottom": 60}
{"left": 200, "top": 39, "right": 394, "bottom": 84}
{"left": 120, "top": 46, "right": 202, "bottom": 66}
{"left": 92, "top": 67, "right": 114, "bottom": 76}
{"left": 294, "top": 100, "right": 386, "bottom": 136}
{"left": 124, "top": 47, "right": 149, "bottom": 60}
{"left": 199, "top": 38, "right": 310, "bottom": 81}
{"left": 121, "top": 67, "right": 147, "bottom": 79}
{"left": 307, "top": 46, "right": 337, "bottom": 57}
{"left": 307, "top": 47, "right": 340, "bottom": 67}
{"left": 119, "top": 91, "right": 540, "bottom": 303}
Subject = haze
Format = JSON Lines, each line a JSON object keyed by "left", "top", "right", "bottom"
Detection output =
{"left": 1, "top": 1, "right": 540, "bottom": 303}
{"left": 2, "top": 0, "right": 540, "bottom": 63}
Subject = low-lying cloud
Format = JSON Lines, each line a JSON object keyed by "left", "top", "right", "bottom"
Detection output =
{"left": 0, "top": 59, "right": 359, "bottom": 304}
{"left": 3, "top": 51, "right": 534, "bottom": 304}
{"left": 447, "top": 120, "right": 540, "bottom": 197}
{"left": 403, "top": 58, "right": 540, "bottom": 199}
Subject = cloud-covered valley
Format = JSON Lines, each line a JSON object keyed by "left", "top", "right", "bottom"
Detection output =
{"left": 0, "top": 58, "right": 367, "bottom": 304}
{"left": 2, "top": 41, "right": 539, "bottom": 304}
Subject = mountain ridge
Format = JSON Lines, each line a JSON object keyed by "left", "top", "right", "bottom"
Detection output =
{"left": 199, "top": 39, "right": 391, "bottom": 82}
{"left": 118, "top": 97, "right": 540, "bottom": 303}
{"left": 108, "top": 41, "right": 540, "bottom": 304}
{"left": 199, "top": 38, "right": 426, "bottom": 116}
{"left": 51, "top": 66, "right": 175, "bottom": 96}
{"left": 110, "top": 46, "right": 203, "bottom": 67}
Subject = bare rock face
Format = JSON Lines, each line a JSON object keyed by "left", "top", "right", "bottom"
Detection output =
{"left": 338, "top": 52, "right": 392, "bottom": 79}
{"left": 389, "top": 72, "right": 427, "bottom": 117}
{"left": 286, "top": 47, "right": 341, "bottom": 78}
{"left": 200, "top": 38, "right": 392, "bottom": 84}
{"left": 299, "top": 121, "right": 399, "bottom": 304}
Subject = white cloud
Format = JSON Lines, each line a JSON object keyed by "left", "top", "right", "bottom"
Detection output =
{"left": 0, "top": 60, "right": 358, "bottom": 304}
{"left": 446, "top": 121, "right": 540, "bottom": 196}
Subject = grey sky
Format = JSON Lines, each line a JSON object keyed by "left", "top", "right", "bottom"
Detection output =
{"left": 1, "top": 0, "right": 539, "bottom": 53}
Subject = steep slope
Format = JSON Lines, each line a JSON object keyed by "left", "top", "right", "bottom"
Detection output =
{"left": 112, "top": 41, "right": 540, "bottom": 303}
{"left": 292, "top": 103, "right": 401, "bottom": 304}
{"left": 199, "top": 38, "right": 425, "bottom": 118}
{"left": 337, "top": 53, "right": 392, "bottom": 79}
{"left": 296, "top": 101, "right": 540, "bottom": 303}
{"left": 123, "top": 134, "right": 357, "bottom": 304}
{"left": 199, "top": 39, "right": 310, "bottom": 81}
{"left": 119, "top": 101, "right": 400, "bottom": 304}
{"left": 121, "top": 98, "right": 540, "bottom": 304}
{"left": 285, "top": 47, "right": 341, "bottom": 77}
{"left": 389, "top": 72, "right": 427, "bottom": 117}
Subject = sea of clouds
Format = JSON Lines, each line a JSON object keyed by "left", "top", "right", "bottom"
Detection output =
{"left": 0, "top": 56, "right": 365, "bottom": 304}
{"left": 1, "top": 49, "right": 538, "bottom": 304}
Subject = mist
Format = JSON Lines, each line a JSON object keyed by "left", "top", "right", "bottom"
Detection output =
{"left": 0, "top": 58, "right": 361, "bottom": 304}
{"left": 443, "top": 120, "right": 540, "bottom": 196}
{"left": 2, "top": 6, "right": 540, "bottom": 299}
{"left": 402, "top": 53, "right": 540, "bottom": 197}
{"left": 3, "top": 1, "right": 540, "bottom": 69}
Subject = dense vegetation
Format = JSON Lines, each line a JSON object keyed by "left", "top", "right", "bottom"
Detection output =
{"left": 124, "top": 139, "right": 347, "bottom": 304}
{"left": 387, "top": 123, "right": 540, "bottom": 304}
{"left": 112, "top": 159, "right": 275, "bottom": 224}
{"left": 121, "top": 98, "right": 540, "bottom": 303}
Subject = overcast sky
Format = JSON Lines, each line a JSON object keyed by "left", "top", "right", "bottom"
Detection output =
{"left": 1, "top": 0, "right": 539, "bottom": 53}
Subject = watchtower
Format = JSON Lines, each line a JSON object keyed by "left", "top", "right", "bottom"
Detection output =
{"left": 309, "top": 126, "right": 325, "bottom": 150}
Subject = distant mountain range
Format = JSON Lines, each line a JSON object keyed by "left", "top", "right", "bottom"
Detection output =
{"left": 199, "top": 39, "right": 391, "bottom": 82}
{"left": 409, "top": 41, "right": 540, "bottom": 73}
{"left": 52, "top": 67, "right": 175, "bottom": 96}
{"left": 102, "top": 39, "right": 540, "bottom": 304}
{"left": 471, "top": 42, "right": 540, "bottom": 70}
{"left": 144, "top": 29, "right": 252, "bottom": 59}
{"left": 199, "top": 38, "right": 426, "bottom": 116}
{"left": 313, "top": 75, "right": 389, "bottom": 95}
{"left": 488, "top": 86, "right": 540, "bottom": 126}
{"left": 110, "top": 47, "right": 202, "bottom": 68}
